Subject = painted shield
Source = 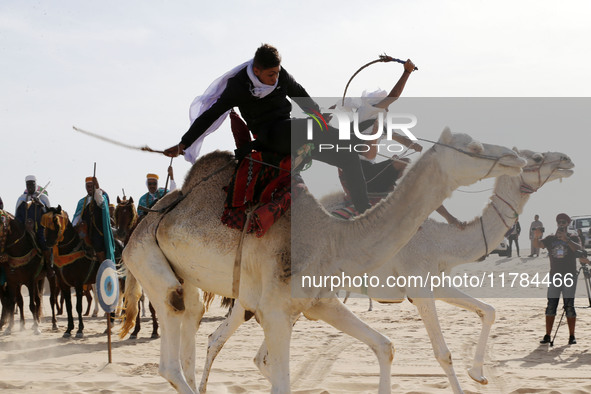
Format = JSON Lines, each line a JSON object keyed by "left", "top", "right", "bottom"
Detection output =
{"left": 96, "top": 259, "right": 119, "bottom": 313}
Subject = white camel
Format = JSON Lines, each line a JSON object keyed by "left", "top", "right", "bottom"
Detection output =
{"left": 199, "top": 149, "right": 573, "bottom": 393}
{"left": 121, "top": 128, "right": 526, "bottom": 394}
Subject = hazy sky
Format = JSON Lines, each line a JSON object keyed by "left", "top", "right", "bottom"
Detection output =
{"left": 1, "top": 1, "right": 590, "bottom": 237}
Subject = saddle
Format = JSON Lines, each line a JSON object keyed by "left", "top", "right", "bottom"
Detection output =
{"left": 221, "top": 111, "right": 292, "bottom": 237}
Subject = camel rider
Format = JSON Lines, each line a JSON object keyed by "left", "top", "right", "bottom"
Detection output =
{"left": 72, "top": 177, "right": 115, "bottom": 263}
{"left": 138, "top": 166, "right": 177, "bottom": 218}
{"left": 163, "top": 43, "right": 372, "bottom": 214}
{"left": 15, "top": 175, "right": 54, "bottom": 278}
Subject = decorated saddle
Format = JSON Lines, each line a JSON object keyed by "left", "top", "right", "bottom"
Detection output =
{"left": 221, "top": 111, "right": 291, "bottom": 237}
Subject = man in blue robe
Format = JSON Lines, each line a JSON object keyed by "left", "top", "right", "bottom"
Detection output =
{"left": 72, "top": 177, "right": 115, "bottom": 263}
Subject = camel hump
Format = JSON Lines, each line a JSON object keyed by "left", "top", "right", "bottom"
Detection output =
{"left": 182, "top": 150, "right": 235, "bottom": 193}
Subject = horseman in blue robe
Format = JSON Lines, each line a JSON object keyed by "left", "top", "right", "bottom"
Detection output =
{"left": 72, "top": 177, "right": 115, "bottom": 263}
{"left": 138, "top": 166, "right": 176, "bottom": 218}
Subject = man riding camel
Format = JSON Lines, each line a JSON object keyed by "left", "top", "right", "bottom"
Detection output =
{"left": 15, "top": 175, "right": 54, "bottom": 278}
{"left": 163, "top": 43, "right": 373, "bottom": 214}
{"left": 72, "top": 177, "right": 115, "bottom": 263}
{"left": 138, "top": 166, "right": 176, "bottom": 218}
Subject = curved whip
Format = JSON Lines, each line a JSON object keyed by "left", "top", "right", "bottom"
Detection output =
{"left": 342, "top": 54, "right": 418, "bottom": 106}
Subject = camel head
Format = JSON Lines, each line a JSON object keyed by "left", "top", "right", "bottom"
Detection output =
{"left": 436, "top": 127, "right": 527, "bottom": 185}
{"left": 514, "top": 149, "right": 574, "bottom": 190}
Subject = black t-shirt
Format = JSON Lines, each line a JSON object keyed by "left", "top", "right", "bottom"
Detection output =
{"left": 180, "top": 67, "right": 318, "bottom": 147}
{"left": 542, "top": 233, "right": 580, "bottom": 276}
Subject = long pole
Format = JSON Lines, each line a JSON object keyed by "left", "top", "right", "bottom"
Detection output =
{"left": 107, "top": 314, "right": 112, "bottom": 363}
{"left": 164, "top": 157, "right": 173, "bottom": 195}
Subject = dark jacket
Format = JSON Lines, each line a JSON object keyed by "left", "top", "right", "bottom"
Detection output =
{"left": 181, "top": 67, "right": 317, "bottom": 147}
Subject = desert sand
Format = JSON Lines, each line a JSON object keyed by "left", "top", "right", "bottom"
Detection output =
{"left": 2, "top": 252, "right": 591, "bottom": 393}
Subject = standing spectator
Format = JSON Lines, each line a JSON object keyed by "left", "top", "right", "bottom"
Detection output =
{"left": 507, "top": 220, "right": 521, "bottom": 257}
{"left": 529, "top": 214, "right": 544, "bottom": 257}
{"left": 534, "top": 213, "right": 581, "bottom": 345}
{"left": 0, "top": 195, "right": 3, "bottom": 210}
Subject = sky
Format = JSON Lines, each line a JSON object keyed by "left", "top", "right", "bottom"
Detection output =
{"left": 1, "top": 0, "right": 590, "bottom": 239}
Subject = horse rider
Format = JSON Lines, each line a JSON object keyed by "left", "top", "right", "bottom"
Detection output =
{"left": 138, "top": 166, "right": 176, "bottom": 218}
{"left": 163, "top": 43, "right": 373, "bottom": 214}
{"left": 14, "top": 175, "right": 54, "bottom": 278}
{"left": 72, "top": 177, "right": 115, "bottom": 263}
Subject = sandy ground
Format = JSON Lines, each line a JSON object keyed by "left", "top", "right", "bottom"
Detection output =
{"left": 2, "top": 253, "right": 591, "bottom": 393}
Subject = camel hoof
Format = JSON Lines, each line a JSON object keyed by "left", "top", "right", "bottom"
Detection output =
{"left": 4, "top": 328, "right": 12, "bottom": 335}
{"left": 33, "top": 327, "right": 41, "bottom": 335}
{"left": 75, "top": 331, "right": 84, "bottom": 338}
{"left": 151, "top": 332, "right": 160, "bottom": 339}
{"left": 129, "top": 334, "right": 137, "bottom": 340}
{"left": 92, "top": 312, "right": 98, "bottom": 317}
{"left": 63, "top": 332, "right": 72, "bottom": 338}
{"left": 52, "top": 324, "right": 59, "bottom": 331}
{"left": 468, "top": 368, "right": 488, "bottom": 385}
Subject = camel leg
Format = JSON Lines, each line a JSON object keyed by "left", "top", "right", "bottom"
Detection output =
{"left": 199, "top": 302, "right": 249, "bottom": 393}
{"left": 258, "top": 307, "right": 293, "bottom": 394}
{"left": 407, "top": 287, "right": 463, "bottom": 394}
{"left": 157, "top": 306, "right": 193, "bottom": 394}
{"left": 124, "top": 245, "right": 192, "bottom": 393}
{"left": 179, "top": 284, "right": 205, "bottom": 392}
{"left": 303, "top": 297, "right": 393, "bottom": 394}
{"left": 434, "top": 286, "right": 494, "bottom": 385}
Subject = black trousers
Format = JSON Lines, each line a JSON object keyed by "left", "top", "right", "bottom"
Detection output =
{"left": 254, "top": 118, "right": 371, "bottom": 213}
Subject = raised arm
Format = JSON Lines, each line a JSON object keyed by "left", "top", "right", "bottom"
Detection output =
{"left": 374, "top": 59, "right": 416, "bottom": 109}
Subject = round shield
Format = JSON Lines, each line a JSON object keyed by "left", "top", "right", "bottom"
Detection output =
{"left": 96, "top": 259, "right": 119, "bottom": 313}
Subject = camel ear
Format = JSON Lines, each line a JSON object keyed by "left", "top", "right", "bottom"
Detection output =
{"left": 467, "top": 140, "right": 484, "bottom": 154}
{"left": 439, "top": 127, "right": 452, "bottom": 144}
{"left": 57, "top": 205, "right": 62, "bottom": 214}
{"left": 117, "top": 196, "right": 122, "bottom": 204}
{"left": 129, "top": 197, "right": 134, "bottom": 204}
{"left": 512, "top": 147, "right": 520, "bottom": 154}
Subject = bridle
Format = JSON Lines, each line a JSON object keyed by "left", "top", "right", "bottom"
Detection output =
{"left": 479, "top": 154, "right": 570, "bottom": 256}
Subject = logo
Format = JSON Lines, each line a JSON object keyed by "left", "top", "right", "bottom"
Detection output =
{"left": 306, "top": 106, "right": 418, "bottom": 153}
{"left": 304, "top": 109, "right": 328, "bottom": 132}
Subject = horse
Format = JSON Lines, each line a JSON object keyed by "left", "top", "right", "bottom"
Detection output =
{"left": 41, "top": 205, "right": 112, "bottom": 338}
{"left": 0, "top": 208, "right": 58, "bottom": 334}
{"left": 114, "top": 196, "right": 159, "bottom": 339}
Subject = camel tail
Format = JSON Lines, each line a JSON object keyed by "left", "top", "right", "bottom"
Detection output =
{"left": 119, "top": 269, "right": 142, "bottom": 338}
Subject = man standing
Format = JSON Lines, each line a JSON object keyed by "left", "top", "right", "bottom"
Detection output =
{"left": 138, "top": 166, "right": 176, "bottom": 217}
{"left": 529, "top": 214, "right": 544, "bottom": 257}
{"left": 72, "top": 177, "right": 115, "bottom": 263}
{"left": 15, "top": 175, "right": 54, "bottom": 278}
{"left": 507, "top": 220, "right": 521, "bottom": 257}
{"left": 534, "top": 213, "right": 581, "bottom": 345}
{"left": 164, "top": 44, "right": 373, "bottom": 214}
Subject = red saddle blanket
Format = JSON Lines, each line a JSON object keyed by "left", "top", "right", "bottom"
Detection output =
{"left": 221, "top": 152, "right": 291, "bottom": 237}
